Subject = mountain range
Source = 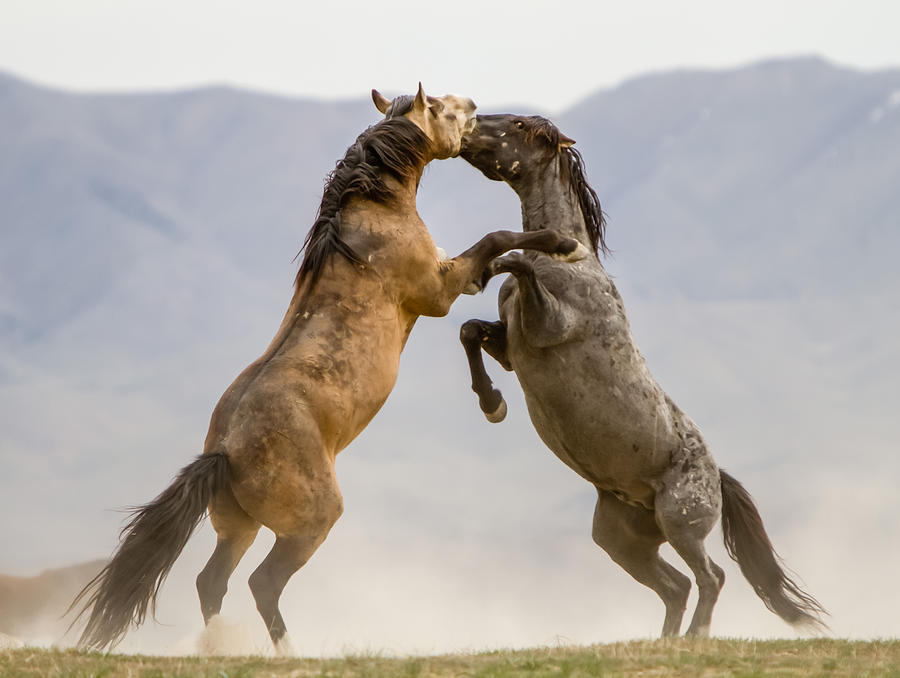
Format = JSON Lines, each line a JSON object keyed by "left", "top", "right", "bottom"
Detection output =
{"left": 0, "top": 57, "right": 898, "bottom": 653}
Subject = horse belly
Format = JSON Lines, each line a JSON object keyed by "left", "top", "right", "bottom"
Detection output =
{"left": 513, "top": 346, "right": 675, "bottom": 506}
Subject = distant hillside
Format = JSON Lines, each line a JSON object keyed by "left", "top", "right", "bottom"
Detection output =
{"left": 1, "top": 59, "right": 898, "bottom": 652}
{"left": 562, "top": 57, "right": 900, "bottom": 300}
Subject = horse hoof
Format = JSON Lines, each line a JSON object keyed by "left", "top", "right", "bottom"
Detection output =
{"left": 552, "top": 241, "right": 591, "bottom": 262}
{"left": 484, "top": 398, "right": 507, "bottom": 423}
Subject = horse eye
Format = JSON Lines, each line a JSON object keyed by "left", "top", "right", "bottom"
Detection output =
{"left": 514, "top": 120, "right": 525, "bottom": 129}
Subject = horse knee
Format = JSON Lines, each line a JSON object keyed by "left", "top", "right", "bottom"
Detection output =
{"left": 459, "top": 319, "right": 482, "bottom": 346}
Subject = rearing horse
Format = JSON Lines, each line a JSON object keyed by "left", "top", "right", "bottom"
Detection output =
{"left": 459, "top": 114, "right": 826, "bottom": 637}
{"left": 71, "top": 87, "right": 585, "bottom": 653}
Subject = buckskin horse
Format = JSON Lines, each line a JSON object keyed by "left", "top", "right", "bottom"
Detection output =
{"left": 458, "top": 113, "right": 826, "bottom": 637}
{"left": 71, "top": 88, "right": 586, "bottom": 653}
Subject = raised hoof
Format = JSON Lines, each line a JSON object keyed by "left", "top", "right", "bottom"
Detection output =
{"left": 551, "top": 241, "right": 591, "bottom": 262}
{"left": 484, "top": 398, "right": 507, "bottom": 423}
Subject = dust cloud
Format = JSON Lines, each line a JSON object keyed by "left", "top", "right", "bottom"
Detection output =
{"left": 5, "top": 476, "right": 897, "bottom": 658}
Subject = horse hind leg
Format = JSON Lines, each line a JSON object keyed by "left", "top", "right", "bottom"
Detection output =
{"left": 592, "top": 489, "right": 691, "bottom": 637}
{"left": 196, "top": 485, "right": 260, "bottom": 624}
{"left": 655, "top": 458, "right": 725, "bottom": 636}
{"left": 243, "top": 464, "right": 344, "bottom": 655}
{"left": 248, "top": 527, "right": 338, "bottom": 655}
{"left": 222, "top": 408, "right": 344, "bottom": 654}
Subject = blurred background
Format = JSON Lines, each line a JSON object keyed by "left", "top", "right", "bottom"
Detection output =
{"left": 1, "top": 0, "right": 898, "bottom": 656}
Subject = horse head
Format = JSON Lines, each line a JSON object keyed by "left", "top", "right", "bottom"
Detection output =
{"left": 459, "top": 114, "right": 575, "bottom": 183}
{"left": 372, "top": 83, "right": 476, "bottom": 159}
{"left": 460, "top": 113, "right": 607, "bottom": 256}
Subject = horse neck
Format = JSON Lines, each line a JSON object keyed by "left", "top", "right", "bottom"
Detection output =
{"left": 384, "top": 171, "right": 424, "bottom": 210}
{"left": 515, "top": 160, "right": 591, "bottom": 247}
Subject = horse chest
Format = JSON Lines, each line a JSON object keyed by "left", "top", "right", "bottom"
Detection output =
{"left": 500, "top": 269, "right": 675, "bottom": 488}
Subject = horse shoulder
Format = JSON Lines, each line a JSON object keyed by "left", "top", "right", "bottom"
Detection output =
{"left": 502, "top": 259, "right": 598, "bottom": 349}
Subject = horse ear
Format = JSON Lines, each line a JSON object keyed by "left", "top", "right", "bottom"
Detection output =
{"left": 558, "top": 132, "right": 576, "bottom": 148}
{"left": 414, "top": 82, "right": 427, "bottom": 111}
{"left": 372, "top": 89, "right": 391, "bottom": 115}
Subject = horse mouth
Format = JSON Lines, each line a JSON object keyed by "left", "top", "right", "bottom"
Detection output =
{"left": 463, "top": 112, "right": 477, "bottom": 135}
{"left": 459, "top": 119, "right": 480, "bottom": 156}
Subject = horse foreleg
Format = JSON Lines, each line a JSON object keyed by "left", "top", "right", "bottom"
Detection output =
{"left": 459, "top": 319, "right": 509, "bottom": 423}
{"left": 492, "top": 253, "right": 581, "bottom": 348}
{"left": 444, "top": 230, "right": 585, "bottom": 299}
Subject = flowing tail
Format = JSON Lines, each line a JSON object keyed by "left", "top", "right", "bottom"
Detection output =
{"left": 69, "top": 452, "right": 230, "bottom": 651}
{"left": 719, "top": 470, "right": 827, "bottom": 629}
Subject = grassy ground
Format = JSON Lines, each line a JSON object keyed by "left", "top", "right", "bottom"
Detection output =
{"left": 2, "top": 638, "right": 899, "bottom": 678}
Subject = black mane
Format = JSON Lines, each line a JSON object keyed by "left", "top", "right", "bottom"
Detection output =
{"left": 561, "top": 146, "right": 609, "bottom": 257}
{"left": 522, "top": 116, "right": 608, "bottom": 257}
{"left": 296, "top": 116, "right": 432, "bottom": 288}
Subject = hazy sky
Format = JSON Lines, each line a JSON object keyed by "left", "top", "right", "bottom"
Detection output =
{"left": 1, "top": 0, "right": 899, "bottom": 110}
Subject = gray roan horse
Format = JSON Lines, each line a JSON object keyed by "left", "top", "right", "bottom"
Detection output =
{"left": 70, "top": 89, "right": 587, "bottom": 653}
{"left": 458, "top": 114, "right": 826, "bottom": 637}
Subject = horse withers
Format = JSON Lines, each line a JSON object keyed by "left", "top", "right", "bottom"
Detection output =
{"left": 458, "top": 113, "right": 826, "bottom": 637}
{"left": 71, "top": 88, "right": 587, "bottom": 654}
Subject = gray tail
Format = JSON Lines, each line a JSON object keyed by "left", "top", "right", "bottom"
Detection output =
{"left": 719, "top": 469, "right": 827, "bottom": 630}
{"left": 68, "top": 452, "right": 229, "bottom": 651}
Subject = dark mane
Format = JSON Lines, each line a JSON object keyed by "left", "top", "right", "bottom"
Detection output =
{"left": 521, "top": 116, "right": 609, "bottom": 257}
{"left": 561, "top": 146, "right": 609, "bottom": 257}
{"left": 296, "top": 117, "right": 432, "bottom": 288}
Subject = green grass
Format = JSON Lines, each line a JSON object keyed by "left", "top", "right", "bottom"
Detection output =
{"left": 2, "top": 638, "right": 899, "bottom": 678}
